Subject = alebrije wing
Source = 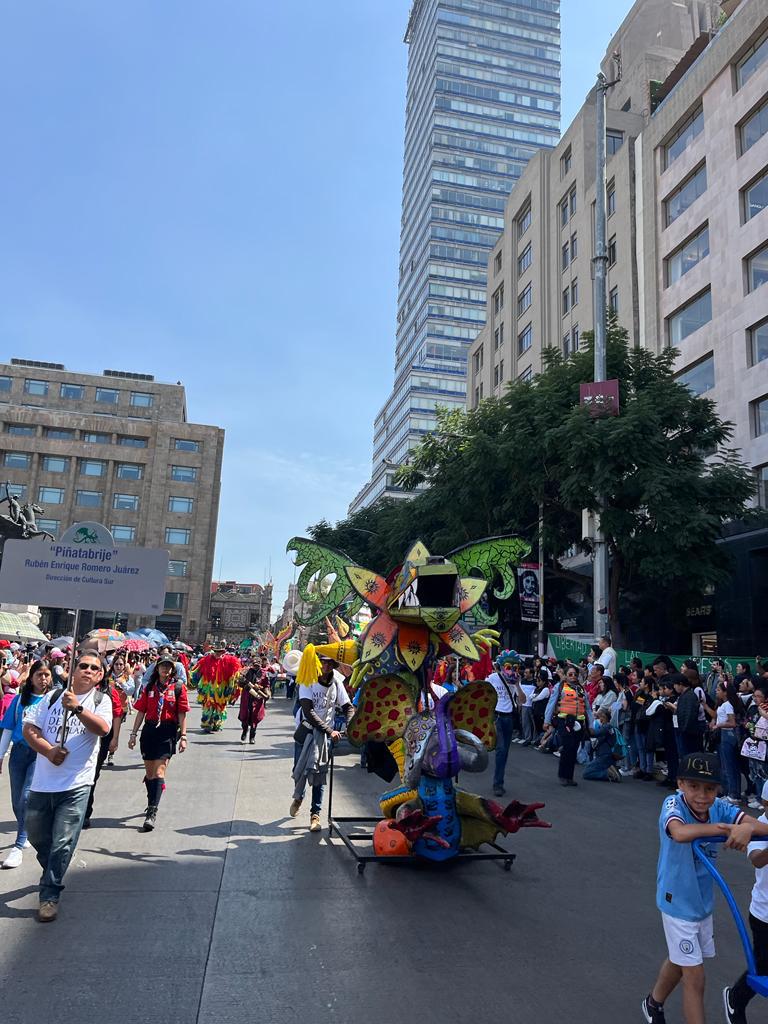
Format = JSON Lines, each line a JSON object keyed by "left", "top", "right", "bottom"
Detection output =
{"left": 447, "top": 536, "right": 532, "bottom": 626}
{"left": 446, "top": 680, "right": 497, "bottom": 750}
{"left": 286, "top": 537, "right": 363, "bottom": 626}
{"left": 348, "top": 674, "right": 418, "bottom": 745}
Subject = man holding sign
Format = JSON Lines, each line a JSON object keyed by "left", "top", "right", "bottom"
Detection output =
{"left": 22, "top": 653, "right": 112, "bottom": 923}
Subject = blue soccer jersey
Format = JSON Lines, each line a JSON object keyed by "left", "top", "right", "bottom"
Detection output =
{"left": 656, "top": 792, "right": 744, "bottom": 922}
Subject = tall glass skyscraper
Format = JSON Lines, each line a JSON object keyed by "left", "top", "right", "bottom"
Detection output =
{"left": 350, "top": 0, "right": 560, "bottom": 512}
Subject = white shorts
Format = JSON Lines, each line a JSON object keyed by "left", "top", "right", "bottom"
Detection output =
{"left": 661, "top": 912, "right": 715, "bottom": 967}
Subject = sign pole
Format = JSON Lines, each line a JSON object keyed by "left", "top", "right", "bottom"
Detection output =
{"left": 58, "top": 607, "right": 81, "bottom": 744}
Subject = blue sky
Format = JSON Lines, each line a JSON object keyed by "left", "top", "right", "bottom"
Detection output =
{"left": 0, "top": 1, "right": 632, "bottom": 618}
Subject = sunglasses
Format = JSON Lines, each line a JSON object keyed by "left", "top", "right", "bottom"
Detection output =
{"left": 77, "top": 662, "right": 102, "bottom": 672}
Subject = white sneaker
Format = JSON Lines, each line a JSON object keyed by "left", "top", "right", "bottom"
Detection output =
{"left": 619, "top": 769, "right": 633, "bottom": 776}
{"left": 553, "top": 751, "right": 561, "bottom": 758}
{"left": 748, "top": 796, "right": 762, "bottom": 810}
{"left": 2, "top": 846, "right": 23, "bottom": 869}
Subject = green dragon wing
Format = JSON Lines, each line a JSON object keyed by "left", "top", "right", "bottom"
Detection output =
{"left": 448, "top": 535, "right": 532, "bottom": 626}
{"left": 286, "top": 537, "right": 363, "bottom": 626}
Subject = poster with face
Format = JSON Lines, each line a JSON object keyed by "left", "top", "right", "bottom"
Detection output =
{"left": 517, "top": 564, "right": 540, "bottom": 623}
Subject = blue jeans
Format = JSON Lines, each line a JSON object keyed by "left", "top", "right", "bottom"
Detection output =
{"left": 293, "top": 740, "right": 325, "bottom": 814}
{"left": 8, "top": 742, "right": 37, "bottom": 848}
{"left": 635, "top": 733, "right": 654, "bottom": 774}
{"left": 25, "top": 786, "right": 90, "bottom": 903}
{"left": 583, "top": 752, "right": 614, "bottom": 780}
{"left": 494, "top": 713, "right": 515, "bottom": 787}
{"left": 719, "top": 729, "right": 742, "bottom": 799}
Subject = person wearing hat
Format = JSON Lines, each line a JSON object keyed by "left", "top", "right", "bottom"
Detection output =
{"left": 642, "top": 752, "right": 768, "bottom": 1024}
{"left": 128, "top": 655, "right": 189, "bottom": 832}
{"left": 486, "top": 652, "right": 525, "bottom": 796}
{"left": 189, "top": 643, "right": 241, "bottom": 733}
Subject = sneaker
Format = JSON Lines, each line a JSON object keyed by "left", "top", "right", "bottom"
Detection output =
{"left": 37, "top": 901, "right": 58, "bottom": 923}
{"left": 553, "top": 751, "right": 561, "bottom": 758}
{"left": 2, "top": 846, "right": 23, "bottom": 869}
{"left": 141, "top": 807, "right": 157, "bottom": 833}
{"left": 748, "top": 796, "right": 762, "bottom": 810}
{"left": 619, "top": 768, "right": 633, "bottom": 777}
{"left": 493, "top": 785, "right": 505, "bottom": 797}
{"left": 309, "top": 813, "right": 322, "bottom": 832}
{"left": 641, "top": 994, "right": 666, "bottom": 1024}
{"left": 607, "top": 765, "right": 622, "bottom": 783}
{"left": 289, "top": 798, "right": 303, "bottom": 818}
{"left": 106, "top": 754, "right": 114, "bottom": 766}
{"left": 722, "top": 986, "right": 746, "bottom": 1024}
{"left": 559, "top": 779, "right": 578, "bottom": 787}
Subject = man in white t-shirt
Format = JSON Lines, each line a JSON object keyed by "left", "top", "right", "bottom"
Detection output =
{"left": 290, "top": 655, "right": 353, "bottom": 832}
{"left": 23, "top": 653, "right": 112, "bottom": 923}
{"left": 596, "top": 635, "right": 617, "bottom": 680}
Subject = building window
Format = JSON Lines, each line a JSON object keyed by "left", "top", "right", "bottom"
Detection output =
{"left": 665, "top": 164, "right": 707, "bottom": 226}
{"left": 737, "top": 31, "right": 768, "bottom": 89}
{"left": 60, "top": 383, "right": 84, "bottom": 400}
{"left": 518, "top": 367, "right": 533, "bottom": 383}
{"left": 116, "top": 463, "right": 143, "bottom": 480}
{"left": 112, "top": 493, "right": 139, "bottom": 511}
{"left": 562, "top": 286, "right": 570, "bottom": 315}
{"left": 748, "top": 244, "right": 768, "bottom": 292}
{"left": 606, "top": 129, "right": 624, "bottom": 156}
{"left": 473, "top": 346, "right": 484, "bottom": 374}
{"left": 741, "top": 98, "right": 768, "bottom": 155}
{"left": 561, "top": 146, "right": 572, "bottom": 177}
{"left": 609, "top": 286, "right": 619, "bottom": 313}
{"left": 743, "top": 168, "right": 768, "bottom": 222}
{"left": 517, "top": 283, "right": 532, "bottom": 316}
{"left": 664, "top": 107, "right": 704, "bottom": 168}
{"left": 608, "top": 235, "right": 617, "bottom": 266}
{"left": 111, "top": 525, "right": 136, "bottom": 544}
{"left": 563, "top": 331, "right": 570, "bottom": 355}
{"left": 518, "top": 323, "right": 532, "bottom": 354}
{"left": 757, "top": 465, "right": 768, "bottom": 508}
{"left": 173, "top": 438, "right": 200, "bottom": 452}
{"left": 493, "top": 250, "right": 502, "bottom": 274}
{"left": 36, "top": 519, "right": 59, "bottom": 536}
{"left": 6, "top": 424, "right": 35, "bottom": 436}
{"left": 667, "top": 289, "right": 712, "bottom": 346}
{"left": 494, "top": 324, "right": 503, "bottom": 350}
{"left": 170, "top": 465, "right": 197, "bottom": 483}
{"left": 24, "top": 379, "right": 48, "bottom": 397}
{"left": 493, "top": 364, "right": 500, "bottom": 388}
{"left": 117, "top": 436, "right": 148, "bottom": 447}
{"left": 754, "top": 395, "right": 768, "bottom": 437}
{"left": 677, "top": 354, "right": 714, "bottom": 396}
{"left": 493, "top": 283, "right": 504, "bottom": 315}
{"left": 518, "top": 242, "right": 531, "bottom": 275}
{"left": 570, "top": 187, "right": 577, "bottom": 217}
{"left": 561, "top": 240, "right": 569, "bottom": 271}
{"left": 42, "top": 456, "right": 69, "bottom": 473}
{"left": 0, "top": 376, "right": 11, "bottom": 392}
{"left": 4, "top": 453, "right": 30, "bottom": 469}
{"left": 749, "top": 318, "right": 768, "bottom": 366}
{"left": 572, "top": 325, "right": 580, "bottom": 352}
{"left": 168, "top": 496, "right": 194, "bottom": 513}
{"left": 165, "top": 528, "right": 191, "bottom": 545}
{"left": 164, "top": 592, "right": 185, "bottom": 610}
{"left": 130, "top": 392, "right": 153, "bottom": 408}
{"left": 666, "top": 224, "right": 709, "bottom": 285}
{"left": 95, "top": 387, "right": 119, "bottom": 404}
{"left": 76, "top": 489, "right": 102, "bottom": 508}
{"left": 168, "top": 560, "right": 188, "bottom": 577}
{"left": 571, "top": 232, "right": 578, "bottom": 259}
{"left": 45, "top": 428, "right": 75, "bottom": 440}
{"left": 607, "top": 184, "right": 616, "bottom": 216}
{"left": 7, "top": 484, "right": 26, "bottom": 500}
{"left": 80, "top": 459, "right": 106, "bottom": 477}
{"left": 571, "top": 279, "right": 578, "bottom": 306}
{"left": 517, "top": 204, "right": 531, "bottom": 236}
{"left": 83, "top": 431, "right": 111, "bottom": 444}
{"left": 38, "top": 487, "right": 64, "bottom": 504}
{"left": 474, "top": 386, "right": 480, "bottom": 406}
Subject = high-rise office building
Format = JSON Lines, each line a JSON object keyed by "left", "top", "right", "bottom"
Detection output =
{"left": 350, "top": 0, "right": 560, "bottom": 512}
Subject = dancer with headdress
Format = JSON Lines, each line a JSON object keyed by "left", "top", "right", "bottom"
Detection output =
{"left": 190, "top": 643, "right": 241, "bottom": 733}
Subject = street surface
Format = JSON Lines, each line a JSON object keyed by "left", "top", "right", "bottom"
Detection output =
{"left": 0, "top": 699, "right": 757, "bottom": 1024}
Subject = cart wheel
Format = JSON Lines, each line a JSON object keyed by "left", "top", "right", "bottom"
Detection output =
{"left": 356, "top": 862, "right": 366, "bottom": 875}
{"left": 503, "top": 859, "right": 513, "bottom": 872}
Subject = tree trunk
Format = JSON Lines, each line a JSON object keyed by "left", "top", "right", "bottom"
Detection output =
{"left": 608, "top": 549, "right": 623, "bottom": 649}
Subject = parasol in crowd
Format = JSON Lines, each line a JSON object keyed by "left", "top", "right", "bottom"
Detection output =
{"left": 173, "top": 641, "right": 192, "bottom": 652}
{"left": 116, "top": 637, "right": 151, "bottom": 653}
{"left": 81, "top": 628, "right": 126, "bottom": 654}
{"left": 133, "top": 627, "right": 171, "bottom": 646}
{"left": 50, "top": 635, "right": 74, "bottom": 648}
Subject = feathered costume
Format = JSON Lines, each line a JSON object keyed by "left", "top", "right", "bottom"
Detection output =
{"left": 191, "top": 653, "right": 241, "bottom": 733}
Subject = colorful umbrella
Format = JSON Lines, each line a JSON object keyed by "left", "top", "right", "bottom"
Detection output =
{"left": 115, "top": 637, "right": 151, "bottom": 653}
{"left": 82, "top": 628, "right": 126, "bottom": 654}
{"left": 86, "top": 628, "right": 125, "bottom": 642}
{"left": 133, "top": 627, "right": 171, "bottom": 646}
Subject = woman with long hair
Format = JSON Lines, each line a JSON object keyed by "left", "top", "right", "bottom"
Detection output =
{"left": 128, "top": 656, "right": 189, "bottom": 832}
{"left": 710, "top": 679, "right": 744, "bottom": 805}
{"left": 106, "top": 654, "right": 132, "bottom": 764}
{"left": 0, "top": 660, "right": 52, "bottom": 868}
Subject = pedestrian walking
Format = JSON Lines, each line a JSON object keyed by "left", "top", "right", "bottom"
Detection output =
{"left": 486, "top": 652, "right": 524, "bottom": 795}
{"left": 82, "top": 680, "right": 124, "bottom": 829}
{"left": 0, "top": 660, "right": 53, "bottom": 869}
{"left": 22, "top": 652, "right": 112, "bottom": 922}
{"left": 239, "top": 661, "right": 270, "bottom": 743}
{"left": 128, "top": 655, "right": 189, "bottom": 832}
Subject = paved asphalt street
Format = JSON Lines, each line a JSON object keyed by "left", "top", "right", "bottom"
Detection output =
{"left": 0, "top": 698, "right": 759, "bottom": 1024}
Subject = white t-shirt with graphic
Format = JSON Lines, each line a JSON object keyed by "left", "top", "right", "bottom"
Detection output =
{"left": 296, "top": 678, "right": 350, "bottom": 729}
{"left": 28, "top": 687, "right": 113, "bottom": 793}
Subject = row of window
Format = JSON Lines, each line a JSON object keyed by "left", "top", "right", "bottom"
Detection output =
{"left": 0, "top": 377, "right": 157, "bottom": 407}
{"left": 27, "top": 486, "right": 194, "bottom": 514}
{"left": 677, "top": 320, "right": 768, "bottom": 402}
{"left": 562, "top": 279, "right": 579, "bottom": 315}
{"left": 665, "top": 161, "right": 767, "bottom": 229}
{"left": 3, "top": 452, "right": 199, "bottom": 482}
{"left": 0, "top": 421, "right": 201, "bottom": 451}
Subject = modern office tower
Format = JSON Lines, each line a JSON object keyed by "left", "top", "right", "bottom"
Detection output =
{"left": 0, "top": 358, "right": 224, "bottom": 641}
{"left": 349, "top": 0, "right": 560, "bottom": 511}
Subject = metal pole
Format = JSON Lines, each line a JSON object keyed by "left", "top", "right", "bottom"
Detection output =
{"left": 537, "top": 502, "right": 545, "bottom": 657}
{"left": 592, "top": 72, "right": 609, "bottom": 639}
{"left": 58, "top": 607, "right": 81, "bottom": 745}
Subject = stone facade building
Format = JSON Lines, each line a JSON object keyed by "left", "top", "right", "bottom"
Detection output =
{"left": 0, "top": 358, "right": 224, "bottom": 641}
{"left": 209, "top": 581, "right": 272, "bottom": 646}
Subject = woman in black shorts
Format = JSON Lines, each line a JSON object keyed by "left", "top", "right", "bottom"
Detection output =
{"left": 128, "top": 655, "right": 189, "bottom": 832}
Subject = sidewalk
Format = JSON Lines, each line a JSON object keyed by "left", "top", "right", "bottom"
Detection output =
{"left": 0, "top": 699, "right": 757, "bottom": 1024}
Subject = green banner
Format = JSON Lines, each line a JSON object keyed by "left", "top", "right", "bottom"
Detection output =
{"left": 548, "top": 634, "right": 756, "bottom": 677}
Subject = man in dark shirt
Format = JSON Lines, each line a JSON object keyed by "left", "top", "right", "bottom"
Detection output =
{"left": 674, "top": 673, "right": 705, "bottom": 759}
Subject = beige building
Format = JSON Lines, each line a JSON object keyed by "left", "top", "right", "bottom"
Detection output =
{"left": 209, "top": 581, "right": 273, "bottom": 646}
{"left": 468, "top": 0, "right": 735, "bottom": 405}
{"left": 0, "top": 358, "right": 224, "bottom": 641}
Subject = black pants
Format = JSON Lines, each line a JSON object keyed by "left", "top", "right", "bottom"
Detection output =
{"left": 85, "top": 728, "right": 112, "bottom": 822}
{"left": 556, "top": 720, "right": 581, "bottom": 781}
{"left": 731, "top": 912, "right": 768, "bottom": 1010}
{"left": 241, "top": 724, "right": 256, "bottom": 741}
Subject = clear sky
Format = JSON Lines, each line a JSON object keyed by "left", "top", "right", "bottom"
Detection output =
{"left": 0, "top": 1, "right": 632, "bottom": 619}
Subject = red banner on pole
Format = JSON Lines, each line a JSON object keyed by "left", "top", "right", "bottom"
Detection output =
{"left": 580, "top": 379, "right": 620, "bottom": 417}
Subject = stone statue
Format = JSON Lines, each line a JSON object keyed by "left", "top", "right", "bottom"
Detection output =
{"left": 0, "top": 482, "right": 54, "bottom": 542}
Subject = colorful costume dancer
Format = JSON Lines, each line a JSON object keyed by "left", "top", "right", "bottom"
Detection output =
{"left": 191, "top": 648, "right": 241, "bottom": 733}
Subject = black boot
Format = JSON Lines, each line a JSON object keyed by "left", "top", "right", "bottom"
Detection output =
{"left": 249, "top": 728, "right": 256, "bottom": 744}
{"left": 142, "top": 806, "right": 158, "bottom": 832}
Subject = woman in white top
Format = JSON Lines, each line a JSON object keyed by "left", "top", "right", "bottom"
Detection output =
{"left": 592, "top": 676, "right": 618, "bottom": 716}
{"left": 710, "top": 680, "right": 743, "bottom": 804}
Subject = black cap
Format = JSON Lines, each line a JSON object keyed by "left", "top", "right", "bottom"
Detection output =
{"left": 677, "top": 752, "right": 722, "bottom": 785}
